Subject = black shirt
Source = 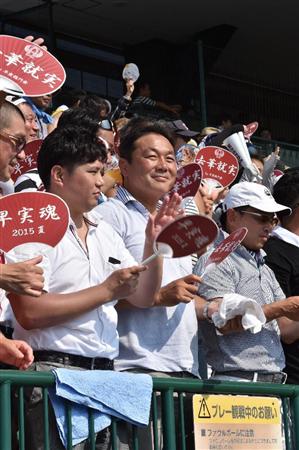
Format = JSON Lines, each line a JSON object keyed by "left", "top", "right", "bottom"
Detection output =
{"left": 265, "top": 235, "right": 299, "bottom": 383}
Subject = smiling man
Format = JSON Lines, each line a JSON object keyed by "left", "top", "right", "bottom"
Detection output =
{"left": 8, "top": 121, "right": 181, "bottom": 450}
{"left": 24, "top": 94, "right": 53, "bottom": 138}
{"left": 95, "top": 117, "right": 202, "bottom": 449}
{"left": 0, "top": 101, "right": 44, "bottom": 297}
{"left": 0, "top": 100, "right": 27, "bottom": 182}
{"left": 6, "top": 96, "right": 39, "bottom": 141}
{"left": 0, "top": 100, "right": 44, "bottom": 369}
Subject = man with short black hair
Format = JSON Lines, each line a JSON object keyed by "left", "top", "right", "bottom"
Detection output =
{"left": 96, "top": 116, "right": 202, "bottom": 449}
{"left": 8, "top": 121, "right": 179, "bottom": 450}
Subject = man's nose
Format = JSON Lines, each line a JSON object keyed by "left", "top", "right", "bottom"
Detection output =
{"left": 157, "top": 157, "right": 167, "bottom": 170}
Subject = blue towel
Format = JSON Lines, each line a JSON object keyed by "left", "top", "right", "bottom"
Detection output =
{"left": 49, "top": 369, "right": 153, "bottom": 448}
{"left": 23, "top": 97, "right": 53, "bottom": 124}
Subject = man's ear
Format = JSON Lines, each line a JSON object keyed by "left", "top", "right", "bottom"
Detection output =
{"left": 227, "top": 208, "right": 239, "bottom": 227}
{"left": 51, "top": 165, "right": 65, "bottom": 186}
{"left": 119, "top": 157, "right": 129, "bottom": 178}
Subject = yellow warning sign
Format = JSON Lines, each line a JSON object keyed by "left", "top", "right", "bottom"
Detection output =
{"left": 193, "top": 395, "right": 283, "bottom": 450}
{"left": 198, "top": 397, "right": 211, "bottom": 419}
{"left": 193, "top": 395, "right": 281, "bottom": 424}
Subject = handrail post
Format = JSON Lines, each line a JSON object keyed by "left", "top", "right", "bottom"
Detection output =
{"left": 291, "top": 387, "right": 299, "bottom": 449}
{"left": 161, "top": 388, "right": 176, "bottom": 450}
{"left": 0, "top": 380, "right": 12, "bottom": 450}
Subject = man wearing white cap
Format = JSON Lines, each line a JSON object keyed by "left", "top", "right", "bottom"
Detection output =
{"left": 194, "top": 181, "right": 299, "bottom": 383}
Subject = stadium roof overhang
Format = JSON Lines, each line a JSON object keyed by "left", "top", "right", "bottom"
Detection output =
{"left": 0, "top": 0, "right": 298, "bottom": 94}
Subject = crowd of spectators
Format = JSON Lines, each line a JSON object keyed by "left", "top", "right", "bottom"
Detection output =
{"left": 1, "top": 34, "right": 299, "bottom": 449}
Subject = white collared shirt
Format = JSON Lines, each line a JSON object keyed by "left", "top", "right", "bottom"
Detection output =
{"left": 13, "top": 213, "right": 137, "bottom": 358}
{"left": 95, "top": 187, "right": 199, "bottom": 376}
{"left": 272, "top": 225, "right": 299, "bottom": 248}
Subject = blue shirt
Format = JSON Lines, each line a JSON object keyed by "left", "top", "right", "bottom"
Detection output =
{"left": 93, "top": 186, "right": 199, "bottom": 375}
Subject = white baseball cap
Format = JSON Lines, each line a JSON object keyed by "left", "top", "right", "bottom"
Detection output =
{"left": 5, "top": 95, "right": 27, "bottom": 106}
{"left": 222, "top": 181, "right": 291, "bottom": 214}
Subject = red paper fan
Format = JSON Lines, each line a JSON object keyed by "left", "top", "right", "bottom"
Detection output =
{"left": 10, "top": 139, "right": 42, "bottom": 182}
{"left": 244, "top": 121, "right": 259, "bottom": 139}
{"left": 0, "top": 192, "right": 69, "bottom": 253}
{"left": 196, "top": 146, "right": 239, "bottom": 188}
{"left": 155, "top": 215, "right": 218, "bottom": 258}
{"left": 205, "top": 227, "right": 248, "bottom": 269}
{"left": 0, "top": 35, "right": 66, "bottom": 96}
{"left": 169, "top": 163, "right": 202, "bottom": 199}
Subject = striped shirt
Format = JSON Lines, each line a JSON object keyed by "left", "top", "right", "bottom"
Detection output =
{"left": 194, "top": 230, "right": 286, "bottom": 373}
{"left": 132, "top": 96, "right": 156, "bottom": 107}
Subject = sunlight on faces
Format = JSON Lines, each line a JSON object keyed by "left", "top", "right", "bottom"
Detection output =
{"left": 51, "top": 160, "right": 105, "bottom": 215}
{"left": 227, "top": 206, "right": 278, "bottom": 251}
{"left": 18, "top": 103, "right": 39, "bottom": 141}
{"left": 0, "top": 114, "right": 26, "bottom": 181}
{"left": 31, "top": 94, "right": 52, "bottom": 110}
{"left": 120, "top": 133, "right": 177, "bottom": 200}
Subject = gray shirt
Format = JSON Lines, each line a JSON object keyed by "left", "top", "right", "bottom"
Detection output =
{"left": 194, "top": 232, "right": 286, "bottom": 373}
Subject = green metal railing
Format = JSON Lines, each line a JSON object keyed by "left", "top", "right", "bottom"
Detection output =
{"left": 252, "top": 136, "right": 299, "bottom": 167}
{"left": 1, "top": 370, "right": 299, "bottom": 449}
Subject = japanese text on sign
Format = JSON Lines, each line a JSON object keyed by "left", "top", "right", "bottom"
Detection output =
{"left": 193, "top": 394, "right": 282, "bottom": 450}
{"left": 0, "top": 50, "right": 61, "bottom": 88}
{"left": 197, "top": 155, "right": 238, "bottom": 177}
{"left": 0, "top": 205, "right": 60, "bottom": 228}
{"left": 172, "top": 168, "right": 202, "bottom": 193}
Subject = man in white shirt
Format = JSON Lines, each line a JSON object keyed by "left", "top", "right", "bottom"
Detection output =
{"left": 95, "top": 117, "right": 203, "bottom": 449}
{"left": 8, "top": 121, "right": 180, "bottom": 449}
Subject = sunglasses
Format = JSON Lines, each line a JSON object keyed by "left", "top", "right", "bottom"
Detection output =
{"left": 239, "top": 210, "right": 278, "bottom": 227}
{"left": 0, "top": 130, "right": 26, "bottom": 153}
{"left": 98, "top": 119, "right": 114, "bottom": 132}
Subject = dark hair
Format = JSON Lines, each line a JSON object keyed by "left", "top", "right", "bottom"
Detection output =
{"left": 135, "top": 79, "right": 150, "bottom": 93}
{"left": 56, "top": 88, "right": 87, "bottom": 108}
{"left": 119, "top": 116, "right": 175, "bottom": 162}
{"left": 37, "top": 125, "right": 107, "bottom": 190}
{"left": 0, "top": 100, "right": 25, "bottom": 130}
{"left": 220, "top": 114, "right": 233, "bottom": 123}
{"left": 273, "top": 167, "right": 299, "bottom": 220}
{"left": 66, "top": 89, "right": 86, "bottom": 107}
{"left": 219, "top": 205, "right": 248, "bottom": 231}
{"left": 79, "top": 95, "right": 110, "bottom": 117}
{"left": 57, "top": 107, "right": 101, "bottom": 132}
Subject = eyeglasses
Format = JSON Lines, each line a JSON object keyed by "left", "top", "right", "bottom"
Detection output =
{"left": 98, "top": 119, "right": 114, "bottom": 132}
{"left": 239, "top": 210, "right": 279, "bottom": 227}
{"left": 0, "top": 130, "right": 26, "bottom": 153}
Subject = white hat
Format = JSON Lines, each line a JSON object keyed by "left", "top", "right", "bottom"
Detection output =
{"left": 222, "top": 181, "right": 291, "bottom": 214}
{"left": 5, "top": 95, "right": 27, "bottom": 106}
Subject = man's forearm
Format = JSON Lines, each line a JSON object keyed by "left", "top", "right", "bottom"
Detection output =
{"left": 264, "top": 296, "right": 299, "bottom": 321}
{"left": 9, "top": 283, "right": 116, "bottom": 330}
{"left": 195, "top": 296, "right": 209, "bottom": 319}
{"left": 0, "top": 258, "right": 44, "bottom": 297}
{"left": 128, "top": 240, "right": 162, "bottom": 308}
